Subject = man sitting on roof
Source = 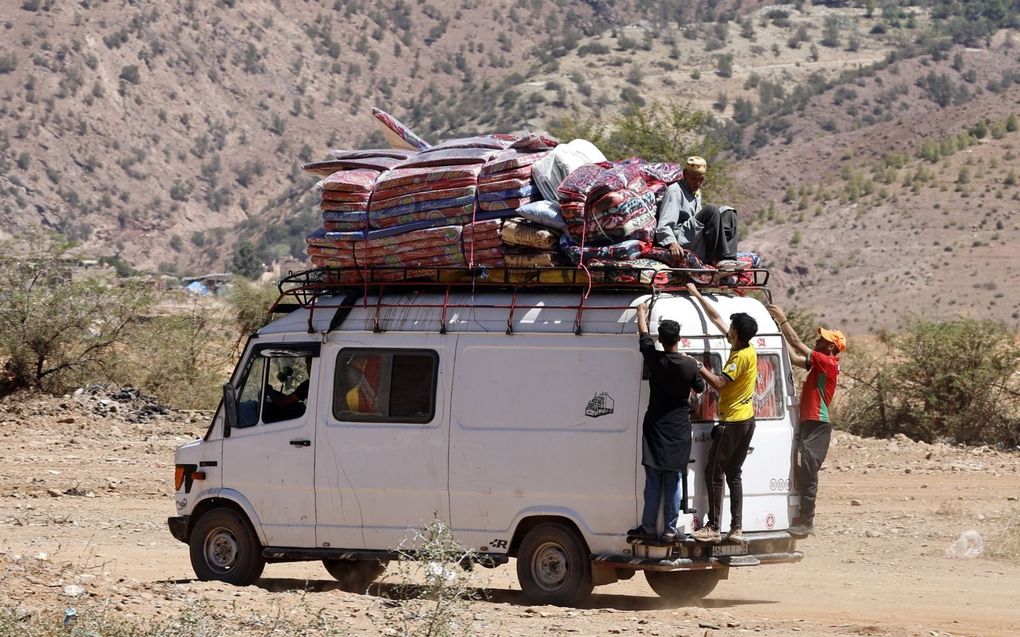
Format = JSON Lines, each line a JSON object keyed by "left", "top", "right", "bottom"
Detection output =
{"left": 654, "top": 156, "right": 741, "bottom": 269}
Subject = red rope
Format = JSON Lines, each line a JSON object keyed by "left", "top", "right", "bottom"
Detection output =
{"left": 576, "top": 206, "right": 593, "bottom": 300}
{"left": 466, "top": 187, "right": 479, "bottom": 269}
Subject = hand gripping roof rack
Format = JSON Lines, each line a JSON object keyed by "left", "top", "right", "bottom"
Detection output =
{"left": 271, "top": 265, "right": 771, "bottom": 335}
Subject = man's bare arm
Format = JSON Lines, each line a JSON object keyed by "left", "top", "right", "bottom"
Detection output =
{"left": 767, "top": 303, "right": 810, "bottom": 368}
{"left": 636, "top": 301, "right": 650, "bottom": 335}
{"left": 699, "top": 364, "right": 729, "bottom": 391}
{"left": 686, "top": 283, "right": 728, "bottom": 335}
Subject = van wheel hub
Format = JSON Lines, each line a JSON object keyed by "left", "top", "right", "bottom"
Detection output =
{"left": 205, "top": 527, "right": 239, "bottom": 571}
{"left": 531, "top": 542, "right": 569, "bottom": 590}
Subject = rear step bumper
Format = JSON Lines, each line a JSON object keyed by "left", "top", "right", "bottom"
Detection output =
{"left": 594, "top": 530, "right": 803, "bottom": 571}
{"left": 593, "top": 550, "right": 803, "bottom": 571}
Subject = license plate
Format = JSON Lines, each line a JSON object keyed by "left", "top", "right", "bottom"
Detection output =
{"left": 711, "top": 543, "right": 748, "bottom": 557}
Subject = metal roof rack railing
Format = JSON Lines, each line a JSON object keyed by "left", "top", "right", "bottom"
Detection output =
{"left": 271, "top": 265, "right": 770, "bottom": 335}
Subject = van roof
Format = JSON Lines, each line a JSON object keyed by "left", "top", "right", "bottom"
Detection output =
{"left": 257, "top": 290, "right": 779, "bottom": 338}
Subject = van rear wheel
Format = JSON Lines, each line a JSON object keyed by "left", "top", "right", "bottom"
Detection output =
{"left": 189, "top": 508, "right": 265, "bottom": 586}
{"left": 322, "top": 559, "right": 387, "bottom": 593}
{"left": 516, "top": 523, "right": 593, "bottom": 606}
{"left": 644, "top": 569, "right": 723, "bottom": 603}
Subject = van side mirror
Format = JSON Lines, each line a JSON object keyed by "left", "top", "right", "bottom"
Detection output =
{"left": 223, "top": 382, "right": 238, "bottom": 437}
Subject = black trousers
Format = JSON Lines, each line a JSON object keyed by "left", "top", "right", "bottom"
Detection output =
{"left": 797, "top": 420, "right": 832, "bottom": 524}
{"left": 697, "top": 204, "right": 738, "bottom": 263}
{"left": 705, "top": 418, "right": 756, "bottom": 530}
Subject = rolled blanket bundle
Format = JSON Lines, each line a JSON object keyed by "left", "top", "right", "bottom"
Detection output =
{"left": 559, "top": 234, "right": 652, "bottom": 265}
{"left": 501, "top": 217, "right": 560, "bottom": 251}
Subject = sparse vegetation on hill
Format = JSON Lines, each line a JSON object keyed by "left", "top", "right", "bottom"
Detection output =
{"left": 0, "top": 0, "right": 1019, "bottom": 331}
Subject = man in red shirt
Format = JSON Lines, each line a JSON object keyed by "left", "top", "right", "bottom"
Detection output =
{"left": 767, "top": 303, "right": 846, "bottom": 539}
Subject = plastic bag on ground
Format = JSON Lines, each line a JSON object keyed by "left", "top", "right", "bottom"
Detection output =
{"left": 945, "top": 529, "right": 984, "bottom": 559}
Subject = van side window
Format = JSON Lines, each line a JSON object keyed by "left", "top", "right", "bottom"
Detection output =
{"left": 333, "top": 349, "right": 437, "bottom": 423}
{"left": 691, "top": 353, "right": 785, "bottom": 421}
{"left": 235, "top": 353, "right": 313, "bottom": 427}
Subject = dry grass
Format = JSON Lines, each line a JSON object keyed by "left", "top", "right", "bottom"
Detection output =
{"left": 985, "top": 508, "right": 1020, "bottom": 560}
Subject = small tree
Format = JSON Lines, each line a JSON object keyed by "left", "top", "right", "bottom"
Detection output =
{"left": 227, "top": 276, "right": 279, "bottom": 346}
{"left": 549, "top": 102, "right": 731, "bottom": 200}
{"left": 119, "top": 64, "right": 140, "bottom": 84}
{"left": 231, "top": 240, "right": 263, "bottom": 279}
{"left": 0, "top": 236, "right": 153, "bottom": 393}
{"left": 716, "top": 52, "right": 733, "bottom": 78}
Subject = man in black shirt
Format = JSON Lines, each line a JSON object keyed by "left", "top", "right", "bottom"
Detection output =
{"left": 627, "top": 301, "right": 706, "bottom": 542}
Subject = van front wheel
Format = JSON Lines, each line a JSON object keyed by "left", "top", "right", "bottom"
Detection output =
{"left": 516, "top": 523, "right": 593, "bottom": 606}
{"left": 322, "top": 559, "right": 387, "bottom": 593}
{"left": 189, "top": 508, "right": 265, "bottom": 586}
{"left": 644, "top": 569, "right": 723, "bottom": 603}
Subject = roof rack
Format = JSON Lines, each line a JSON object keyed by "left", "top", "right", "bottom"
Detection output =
{"left": 271, "top": 265, "right": 771, "bottom": 336}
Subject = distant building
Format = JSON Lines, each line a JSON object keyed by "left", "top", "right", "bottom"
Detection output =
{"left": 181, "top": 273, "right": 233, "bottom": 296}
{"left": 261, "top": 256, "right": 309, "bottom": 284}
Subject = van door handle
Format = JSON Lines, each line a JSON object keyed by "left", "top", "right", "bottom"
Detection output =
{"left": 289, "top": 439, "right": 311, "bottom": 447}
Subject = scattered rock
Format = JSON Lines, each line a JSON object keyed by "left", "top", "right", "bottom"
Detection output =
{"left": 46, "top": 488, "right": 63, "bottom": 497}
{"left": 63, "top": 584, "right": 87, "bottom": 598}
{"left": 850, "top": 499, "right": 862, "bottom": 506}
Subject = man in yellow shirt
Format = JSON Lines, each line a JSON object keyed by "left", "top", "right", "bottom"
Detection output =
{"left": 686, "top": 283, "right": 758, "bottom": 542}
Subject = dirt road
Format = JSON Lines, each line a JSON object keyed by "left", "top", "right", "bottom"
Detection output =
{"left": 2, "top": 390, "right": 1018, "bottom": 636}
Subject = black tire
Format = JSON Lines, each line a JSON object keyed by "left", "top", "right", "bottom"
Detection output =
{"left": 516, "top": 523, "right": 593, "bottom": 606}
{"left": 644, "top": 569, "right": 724, "bottom": 603}
{"left": 189, "top": 508, "right": 265, "bottom": 586}
{"left": 322, "top": 559, "right": 387, "bottom": 593}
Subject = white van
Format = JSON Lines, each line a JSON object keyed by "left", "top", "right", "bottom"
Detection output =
{"left": 168, "top": 273, "right": 804, "bottom": 605}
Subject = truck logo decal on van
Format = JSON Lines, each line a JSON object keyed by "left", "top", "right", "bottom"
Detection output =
{"left": 585, "top": 392, "right": 615, "bottom": 418}
{"left": 489, "top": 538, "right": 508, "bottom": 550}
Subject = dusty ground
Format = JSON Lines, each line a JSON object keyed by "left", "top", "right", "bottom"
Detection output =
{"left": 1, "top": 388, "right": 1018, "bottom": 637}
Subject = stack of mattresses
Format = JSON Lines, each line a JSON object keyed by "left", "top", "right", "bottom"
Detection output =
{"left": 318, "top": 169, "right": 379, "bottom": 232}
{"left": 304, "top": 150, "right": 415, "bottom": 233}
{"left": 306, "top": 228, "right": 357, "bottom": 269}
{"left": 307, "top": 225, "right": 468, "bottom": 283}
{"left": 369, "top": 145, "right": 500, "bottom": 230}
{"left": 477, "top": 150, "right": 546, "bottom": 214}
{"left": 462, "top": 219, "right": 504, "bottom": 268}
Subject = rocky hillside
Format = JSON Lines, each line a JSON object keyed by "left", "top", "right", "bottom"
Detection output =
{"left": 1, "top": 1, "right": 1018, "bottom": 332}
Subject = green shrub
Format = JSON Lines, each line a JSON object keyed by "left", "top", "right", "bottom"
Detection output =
{"left": 0, "top": 53, "right": 16, "bottom": 74}
{"left": 836, "top": 319, "right": 1020, "bottom": 446}
{"left": 110, "top": 309, "right": 229, "bottom": 410}
{"left": 227, "top": 276, "right": 278, "bottom": 342}
{"left": 118, "top": 64, "right": 140, "bottom": 84}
